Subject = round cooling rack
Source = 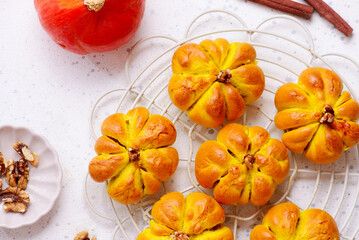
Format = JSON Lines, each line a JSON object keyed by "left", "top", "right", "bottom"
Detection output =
{"left": 85, "top": 10, "right": 359, "bottom": 239}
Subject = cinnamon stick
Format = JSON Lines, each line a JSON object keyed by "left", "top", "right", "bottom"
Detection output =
{"left": 248, "top": 0, "right": 314, "bottom": 20}
{"left": 304, "top": 0, "right": 353, "bottom": 36}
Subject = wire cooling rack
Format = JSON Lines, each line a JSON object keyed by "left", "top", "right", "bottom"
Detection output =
{"left": 85, "top": 10, "right": 359, "bottom": 239}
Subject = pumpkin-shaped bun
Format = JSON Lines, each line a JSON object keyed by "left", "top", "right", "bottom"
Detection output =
{"left": 169, "top": 38, "right": 265, "bottom": 128}
{"left": 89, "top": 107, "right": 179, "bottom": 204}
{"left": 275, "top": 67, "right": 359, "bottom": 164}
{"left": 195, "top": 123, "right": 289, "bottom": 206}
{"left": 137, "top": 192, "right": 234, "bottom": 240}
{"left": 250, "top": 202, "right": 340, "bottom": 240}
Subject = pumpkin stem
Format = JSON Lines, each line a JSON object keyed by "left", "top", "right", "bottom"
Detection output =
{"left": 84, "top": 0, "right": 106, "bottom": 12}
{"left": 128, "top": 148, "right": 140, "bottom": 162}
{"left": 319, "top": 104, "right": 335, "bottom": 124}
{"left": 244, "top": 154, "right": 255, "bottom": 170}
{"left": 217, "top": 69, "right": 232, "bottom": 83}
{"left": 171, "top": 232, "right": 189, "bottom": 240}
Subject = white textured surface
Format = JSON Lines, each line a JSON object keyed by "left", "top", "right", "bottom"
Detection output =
{"left": 0, "top": 0, "right": 359, "bottom": 239}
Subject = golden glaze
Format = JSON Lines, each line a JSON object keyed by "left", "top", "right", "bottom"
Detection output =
{"left": 136, "top": 192, "right": 234, "bottom": 240}
{"left": 250, "top": 202, "right": 340, "bottom": 240}
{"left": 169, "top": 38, "right": 265, "bottom": 128}
{"left": 89, "top": 107, "right": 179, "bottom": 204}
{"left": 274, "top": 67, "right": 359, "bottom": 164}
{"left": 195, "top": 123, "right": 289, "bottom": 206}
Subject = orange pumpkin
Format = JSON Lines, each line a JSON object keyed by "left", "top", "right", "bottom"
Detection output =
{"left": 275, "top": 67, "right": 359, "bottom": 164}
{"left": 89, "top": 107, "right": 179, "bottom": 204}
{"left": 195, "top": 123, "right": 289, "bottom": 206}
{"left": 168, "top": 38, "right": 265, "bottom": 128}
{"left": 137, "top": 192, "right": 234, "bottom": 240}
{"left": 250, "top": 202, "right": 340, "bottom": 240}
{"left": 34, "top": 0, "right": 145, "bottom": 54}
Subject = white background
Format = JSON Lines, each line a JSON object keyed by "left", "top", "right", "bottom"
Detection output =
{"left": 1, "top": 0, "right": 359, "bottom": 239}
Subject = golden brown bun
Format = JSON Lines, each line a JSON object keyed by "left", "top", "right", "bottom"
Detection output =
{"left": 89, "top": 107, "right": 179, "bottom": 204}
{"left": 136, "top": 192, "right": 234, "bottom": 240}
{"left": 250, "top": 202, "right": 340, "bottom": 240}
{"left": 195, "top": 123, "right": 289, "bottom": 206}
{"left": 274, "top": 67, "right": 359, "bottom": 164}
{"left": 169, "top": 38, "right": 265, "bottom": 128}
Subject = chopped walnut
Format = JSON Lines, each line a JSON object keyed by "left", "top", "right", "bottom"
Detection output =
{"left": 74, "top": 231, "right": 97, "bottom": 240}
{"left": 5, "top": 159, "right": 16, "bottom": 187}
{"left": 0, "top": 186, "right": 30, "bottom": 213}
{"left": 244, "top": 154, "right": 256, "bottom": 170}
{"left": 5, "top": 159, "right": 29, "bottom": 190}
{"left": 217, "top": 69, "right": 232, "bottom": 83}
{"left": 0, "top": 186, "right": 30, "bottom": 203}
{"left": 0, "top": 143, "right": 40, "bottom": 214}
{"left": 128, "top": 147, "right": 140, "bottom": 162}
{"left": 13, "top": 142, "right": 39, "bottom": 167}
{"left": 3, "top": 201, "right": 27, "bottom": 213}
{"left": 171, "top": 232, "right": 189, "bottom": 240}
{"left": 319, "top": 104, "right": 335, "bottom": 124}
{"left": 0, "top": 152, "right": 5, "bottom": 176}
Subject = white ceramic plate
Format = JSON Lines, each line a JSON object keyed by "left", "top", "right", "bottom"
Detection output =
{"left": 0, "top": 125, "right": 62, "bottom": 229}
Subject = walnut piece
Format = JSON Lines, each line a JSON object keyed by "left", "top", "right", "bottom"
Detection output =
{"left": 0, "top": 186, "right": 30, "bottom": 213}
{"left": 217, "top": 69, "right": 232, "bottom": 83}
{"left": 5, "top": 159, "right": 16, "bottom": 187}
{"left": 244, "top": 154, "right": 256, "bottom": 170}
{"left": 319, "top": 104, "right": 335, "bottom": 124}
{"left": 3, "top": 201, "right": 27, "bottom": 213}
{"left": 74, "top": 231, "right": 97, "bottom": 240}
{"left": 128, "top": 147, "right": 140, "bottom": 162}
{"left": 13, "top": 142, "right": 39, "bottom": 167}
{"left": 0, "top": 186, "right": 30, "bottom": 203}
{"left": 171, "top": 232, "right": 189, "bottom": 240}
{"left": 5, "top": 159, "right": 29, "bottom": 190}
{"left": 0, "top": 152, "right": 5, "bottom": 176}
